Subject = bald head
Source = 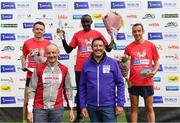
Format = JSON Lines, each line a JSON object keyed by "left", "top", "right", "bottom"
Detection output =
{"left": 46, "top": 43, "right": 60, "bottom": 66}
{"left": 46, "top": 43, "right": 59, "bottom": 54}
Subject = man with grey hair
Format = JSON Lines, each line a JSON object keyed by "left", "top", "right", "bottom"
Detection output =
{"left": 27, "top": 43, "right": 75, "bottom": 122}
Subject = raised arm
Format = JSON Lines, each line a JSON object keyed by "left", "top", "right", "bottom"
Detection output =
{"left": 105, "top": 38, "right": 115, "bottom": 52}
{"left": 62, "top": 39, "right": 73, "bottom": 53}
{"left": 57, "top": 30, "right": 73, "bottom": 53}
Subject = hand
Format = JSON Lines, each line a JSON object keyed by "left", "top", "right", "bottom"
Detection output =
{"left": 116, "top": 106, "right": 123, "bottom": 116}
{"left": 119, "top": 62, "right": 129, "bottom": 77}
{"left": 69, "top": 109, "right": 75, "bottom": 122}
{"left": 145, "top": 71, "right": 156, "bottom": 78}
{"left": 56, "top": 28, "right": 65, "bottom": 40}
{"left": 81, "top": 108, "right": 88, "bottom": 118}
{"left": 27, "top": 112, "right": 33, "bottom": 123}
{"left": 21, "top": 67, "right": 28, "bottom": 72}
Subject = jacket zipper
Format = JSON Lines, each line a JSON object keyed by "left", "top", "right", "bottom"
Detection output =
{"left": 97, "top": 65, "right": 99, "bottom": 107}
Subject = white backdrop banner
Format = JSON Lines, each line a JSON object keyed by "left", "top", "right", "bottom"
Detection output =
{"left": 0, "top": 0, "right": 180, "bottom": 107}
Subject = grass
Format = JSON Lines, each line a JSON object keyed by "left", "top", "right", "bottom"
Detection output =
{"left": 6, "top": 109, "right": 127, "bottom": 122}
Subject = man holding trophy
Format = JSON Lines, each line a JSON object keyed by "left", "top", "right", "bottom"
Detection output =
{"left": 55, "top": 14, "right": 115, "bottom": 122}
{"left": 124, "top": 23, "right": 160, "bottom": 122}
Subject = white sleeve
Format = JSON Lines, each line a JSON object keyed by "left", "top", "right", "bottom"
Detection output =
{"left": 27, "top": 69, "right": 38, "bottom": 112}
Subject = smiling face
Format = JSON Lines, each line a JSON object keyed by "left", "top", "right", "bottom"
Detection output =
{"left": 81, "top": 15, "right": 92, "bottom": 31}
{"left": 46, "top": 44, "right": 59, "bottom": 66}
{"left": 92, "top": 39, "right": 105, "bottom": 59}
{"left": 32, "top": 24, "right": 45, "bottom": 40}
{"left": 132, "top": 24, "right": 144, "bottom": 43}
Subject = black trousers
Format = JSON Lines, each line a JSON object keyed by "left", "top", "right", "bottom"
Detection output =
{"left": 75, "top": 71, "right": 82, "bottom": 119}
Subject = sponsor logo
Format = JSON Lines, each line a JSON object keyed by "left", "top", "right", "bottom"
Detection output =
{"left": 18, "top": 87, "right": 25, "bottom": 90}
{"left": 163, "top": 64, "right": 179, "bottom": 73}
{"left": 89, "top": 1, "right": 104, "bottom": 9}
{"left": 163, "top": 1, "right": 177, "bottom": 8}
{"left": 168, "top": 45, "right": 179, "bottom": 49}
{"left": 58, "top": 54, "right": 69, "bottom": 60}
{"left": 58, "top": 15, "right": 68, "bottom": 20}
{"left": 1, "top": 24, "right": 18, "bottom": 28}
{"left": 126, "top": 1, "right": 140, "bottom": 9}
{"left": 165, "top": 54, "right": 179, "bottom": 61}
{"left": 157, "top": 64, "right": 163, "bottom": 72}
{"left": 142, "top": 14, "right": 155, "bottom": 19}
{"left": 111, "top": 2, "right": 126, "bottom": 9}
{"left": 1, "top": 2, "right": 16, "bottom": 9}
{"left": 16, "top": 2, "right": 32, "bottom": 9}
{"left": 148, "top": 1, "right": 162, "bottom": 8}
{"left": 117, "top": 33, "right": 126, "bottom": 40}
{"left": 153, "top": 77, "right": 161, "bottom": 82}
{"left": 168, "top": 75, "right": 179, "bottom": 82}
{"left": 154, "top": 86, "right": 161, "bottom": 91}
{"left": 16, "top": 34, "right": 31, "bottom": 40}
{"left": 148, "top": 23, "right": 159, "bottom": 27}
{"left": 165, "top": 22, "right": 178, "bottom": 27}
{"left": 16, "top": 97, "right": 24, "bottom": 104}
{"left": 94, "top": 23, "right": 105, "bottom": 28}
{"left": 53, "top": 2, "right": 68, "bottom": 9}
{"left": 163, "top": 32, "right": 178, "bottom": 40}
{"left": 19, "top": 77, "right": 26, "bottom": 82}
{"left": 35, "top": 14, "right": 53, "bottom": 20}
{"left": 113, "top": 45, "right": 126, "bottom": 50}
{"left": 126, "top": 33, "right": 134, "bottom": 40}
{"left": 1, "top": 65, "right": 16, "bottom": 73}
{"left": 166, "top": 86, "right": 179, "bottom": 91}
{"left": 127, "top": 14, "right": 138, "bottom": 19}
{"left": 92, "top": 14, "right": 103, "bottom": 20}
{"left": 23, "top": 22, "right": 34, "bottom": 29}
{"left": 148, "top": 32, "right": 163, "bottom": 40}
{"left": 156, "top": 44, "right": 163, "bottom": 50}
{"left": 72, "top": 14, "right": 83, "bottom": 19}
{"left": 43, "top": 33, "right": 53, "bottom": 40}
{"left": 1, "top": 46, "right": 15, "bottom": 51}
{"left": 38, "top": 2, "right": 52, "bottom": 9}
{"left": 74, "top": 2, "right": 89, "bottom": 9}
{"left": 1, "top": 14, "right": 13, "bottom": 20}
{"left": 164, "top": 97, "right": 178, "bottom": 104}
{"left": 0, "top": 86, "right": 12, "bottom": 91}
{"left": 1, "top": 33, "right": 16, "bottom": 41}
{"left": 45, "top": 22, "right": 54, "bottom": 28}
{"left": 17, "top": 14, "right": 32, "bottom": 19}
{"left": 153, "top": 96, "right": 163, "bottom": 103}
{"left": 161, "top": 14, "right": 178, "bottom": 18}
{"left": 16, "top": 66, "right": 23, "bottom": 72}
{"left": 0, "top": 77, "right": 14, "bottom": 83}
{"left": 58, "top": 22, "right": 73, "bottom": 29}
{"left": 1, "top": 97, "right": 16, "bottom": 104}
{"left": 0, "top": 55, "right": 11, "bottom": 60}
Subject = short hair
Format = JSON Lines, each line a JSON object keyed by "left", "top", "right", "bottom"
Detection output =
{"left": 33, "top": 21, "right": 45, "bottom": 28}
{"left": 91, "top": 38, "right": 105, "bottom": 46}
{"left": 81, "top": 14, "right": 93, "bottom": 23}
{"left": 132, "top": 23, "right": 144, "bottom": 31}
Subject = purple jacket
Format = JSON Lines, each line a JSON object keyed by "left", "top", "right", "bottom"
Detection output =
{"left": 79, "top": 53, "right": 125, "bottom": 109}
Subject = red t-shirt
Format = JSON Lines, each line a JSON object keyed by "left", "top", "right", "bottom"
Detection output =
{"left": 22, "top": 38, "right": 50, "bottom": 78}
{"left": 69, "top": 29, "right": 108, "bottom": 71}
{"left": 125, "top": 40, "right": 159, "bottom": 86}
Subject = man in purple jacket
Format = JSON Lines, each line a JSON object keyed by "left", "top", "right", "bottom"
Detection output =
{"left": 79, "top": 38, "right": 125, "bottom": 122}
